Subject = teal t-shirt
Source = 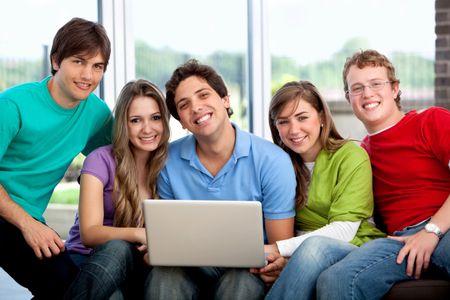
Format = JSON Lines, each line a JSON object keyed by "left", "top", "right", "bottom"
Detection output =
{"left": 0, "top": 77, "right": 113, "bottom": 222}
{"left": 296, "top": 141, "right": 385, "bottom": 246}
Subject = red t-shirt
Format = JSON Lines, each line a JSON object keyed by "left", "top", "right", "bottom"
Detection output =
{"left": 361, "top": 107, "right": 450, "bottom": 235}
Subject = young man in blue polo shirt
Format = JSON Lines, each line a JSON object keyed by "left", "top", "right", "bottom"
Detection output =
{"left": 145, "top": 59, "right": 296, "bottom": 300}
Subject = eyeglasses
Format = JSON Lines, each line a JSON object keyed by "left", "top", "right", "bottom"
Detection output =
{"left": 347, "top": 80, "right": 393, "bottom": 96}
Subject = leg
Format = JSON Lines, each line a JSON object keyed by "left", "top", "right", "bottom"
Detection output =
{"left": 144, "top": 266, "right": 199, "bottom": 299}
{"left": 65, "top": 240, "right": 141, "bottom": 300}
{"left": 215, "top": 268, "right": 265, "bottom": 300}
{"left": 430, "top": 230, "right": 450, "bottom": 276}
{"left": 317, "top": 237, "right": 411, "bottom": 300}
{"left": 266, "top": 236, "right": 356, "bottom": 300}
{"left": 0, "top": 218, "right": 78, "bottom": 300}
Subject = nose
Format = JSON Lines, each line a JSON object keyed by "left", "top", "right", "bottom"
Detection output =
{"left": 80, "top": 66, "right": 93, "bottom": 81}
{"left": 142, "top": 120, "right": 152, "bottom": 133}
{"left": 362, "top": 85, "right": 375, "bottom": 97}
{"left": 191, "top": 98, "right": 203, "bottom": 113}
{"left": 287, "top": 121, "right": 299, "bottom": 136}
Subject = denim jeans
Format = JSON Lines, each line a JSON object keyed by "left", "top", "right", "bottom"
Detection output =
{"left": 265, "top": 236, "right": 356, "bottom": 300}
{"left": 317, "top": 221, "right": 450, "bottom": 300}
{"left": 145, "top": 266, "right": 266, "bottom": 300}
{"left": 0, "top": 218, "right": 78, "bottom": 300}
{"left": 65, "top": 240, "right": 150, "bottom": 300}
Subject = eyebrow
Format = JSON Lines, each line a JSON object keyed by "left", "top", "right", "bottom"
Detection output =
{"left": 277, "top": 111, "right": 308, "bottom": 120}
{"left": 176, "top": 87, "right": 211, "bottom": 104}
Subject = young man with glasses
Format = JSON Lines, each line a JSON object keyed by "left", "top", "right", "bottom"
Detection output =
{"left": 0, "top": 18, "right": 112, "bottom": 299}
{"left": 316, "top": 49, "right": 450, "bottom": 299}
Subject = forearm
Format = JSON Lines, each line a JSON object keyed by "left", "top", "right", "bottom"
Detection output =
{"left": 276, "top": 220, "right": 361, "bottom": 257}
{"left": 80, "top": 225, "right": 144, "bottom": 248}
{"left": 0, "top": 183, "right": 36, "bottom": 231}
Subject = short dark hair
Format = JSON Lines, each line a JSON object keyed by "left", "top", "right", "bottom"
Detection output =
{"left": 50, "top": 17, "right": 111, "bottom": 75}
{"left": 165, "top": 59, "right": 233, "bottom": 120}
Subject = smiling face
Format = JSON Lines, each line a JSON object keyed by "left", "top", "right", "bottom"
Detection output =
{"left": 174, "top": 75, "right": 231, "bottom": 139}
{"left": 275, "top": 98, "right": 323, "bottom": 162}
{"left": 346, "top": 65, "right": 402, "bottom": 133}
{"left": 127, "top": 96, "right": 163, "bottom": 158}
{"left": 49, "top": 52, "right": 106, "bottom": 108}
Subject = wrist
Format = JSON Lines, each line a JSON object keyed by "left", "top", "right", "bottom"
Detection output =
{"left": 424, "top": 222, "right": 443, "bottom": 239}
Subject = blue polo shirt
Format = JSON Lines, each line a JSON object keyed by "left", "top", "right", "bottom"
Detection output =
{"left": 157, "top": 124, "right": 296, "bottom": 221}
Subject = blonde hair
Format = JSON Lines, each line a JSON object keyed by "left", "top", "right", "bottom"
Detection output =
{"left": 269, "top": 80, "right": 346, "bottom": 209}
{"left": 112, "top": 79, "right": 170, "bottom": 227}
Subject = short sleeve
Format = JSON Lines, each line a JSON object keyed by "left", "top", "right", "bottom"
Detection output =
{"left": 157, "top": 165, "right": 174, "bottom": 199}
{"left": 260, "top": 148, "right": 296, "bottom": 220}
{"left": 0, "top": 99, "right": 20, "bottom": 160}
{"left": 420, "top": 108, "right": 450, "bottom": 167}
{"left": 81, "top": 147, "right": 115, "bottom": 188}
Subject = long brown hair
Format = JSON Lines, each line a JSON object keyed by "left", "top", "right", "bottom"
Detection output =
{"left": 112, "top": 79, "right": 170, "bottom": 227}
{"left": 269, "top": 80, "right": 346, "bottom": 209}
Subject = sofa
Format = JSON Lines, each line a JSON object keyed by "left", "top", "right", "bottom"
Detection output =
{"left": 383, "top": 266, "right": 450, "bottom": 300}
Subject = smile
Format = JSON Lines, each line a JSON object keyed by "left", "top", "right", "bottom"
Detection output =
{"left": 194, "top": 113, "right": 212, "bottom": 125}
{"left": 362, "top": 101, "right": 380, "bottom": 110}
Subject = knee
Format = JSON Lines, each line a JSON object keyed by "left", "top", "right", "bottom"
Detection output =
{"left": 216, "top": 269, "right": 265, "bottom": 300}
{"left": 147, "top": 267, "right": 188, "bottom": 286}
{"left": 290, "top": 236, "right": 339, "bottom": 266}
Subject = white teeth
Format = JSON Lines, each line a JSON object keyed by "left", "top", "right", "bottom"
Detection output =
{"left": 195, "top": 114, "right": 211, "bottom": 124}
{"left": 141, "top": 136, "right": 155, "bottom": 141}
{"left": 363, "top": 102, "right": 379, "bottom": 109}
{"left": 77, "top": 82, "right": 90, "bottom": 88}
{"left": 291, "top": 136, "right": 306, "bottom": 143}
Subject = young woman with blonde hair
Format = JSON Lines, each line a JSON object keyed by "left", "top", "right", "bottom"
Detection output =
{"left": 65, "top": 79, "right": 170, "bottom": 299}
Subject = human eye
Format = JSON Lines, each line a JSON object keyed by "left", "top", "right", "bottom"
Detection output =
{"left": 177, "top": 100, "right": 188, "bottom": 110}
{"left": 199, "top": 92, "right": 210, "bottom": 99}
{"left": 275, "top": 119, "right": 288, "bottom": 126}
{"left": 351, "top": 85, "right": 363, "bottom": 94}
{"left": 129, "top": 117, "right": 140, "bottom": 124}
{"left": 152, "top": 114, "right": 161, "bottom": 121}
{"left": 370, "top": 81, "right": 385, "bottom": 89}
{"left": 72, "top": 58, "right": 83, "bottom": 65}
{"left": 94, "top": 64, "right": 105, "bottom": 71}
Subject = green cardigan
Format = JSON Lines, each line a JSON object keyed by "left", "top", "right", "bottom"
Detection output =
{"left": 296, "top": 141, "right": 385, "bottom": 246}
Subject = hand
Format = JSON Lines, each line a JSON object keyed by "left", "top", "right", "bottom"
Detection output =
{"left": 388, "top": 230, "right": 440, "bottom": 279}
{"left": 21, "top": 218, "right": 65, "bottom": 259}
{"left": 143, "top": 252, "right": 151, "bottom": 266}
{"left": 250, "top": 244, "right": 287, "bottom": 285}
{"left": 135, "top": 227, "right": 147, "bottom": 245}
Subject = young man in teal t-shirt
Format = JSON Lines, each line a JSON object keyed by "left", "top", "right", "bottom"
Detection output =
{"left": 0, "top": 18, "right": 112, "bottom": 299}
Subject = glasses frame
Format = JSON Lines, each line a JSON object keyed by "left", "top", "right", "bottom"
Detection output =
{"left": 346, "top": 80, "right": 393, "bottom": 96}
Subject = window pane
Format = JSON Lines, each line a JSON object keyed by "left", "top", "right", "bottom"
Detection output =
{"left": 268, "top": 0, "right": 434, "bottom": 139}
{"left": 132, "top": 0, "right": 248, "bottom": 140}
{"left": 0, "top": 0, "right": 97, "bottom": 89}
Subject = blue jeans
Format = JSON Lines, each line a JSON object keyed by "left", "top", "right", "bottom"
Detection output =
{"left": 0, "top": 217, "right": 78, "bottom": 300}
{"left": 265, "top": 236, "right": 356, "bottom": 300}
{"left": 65, "top": 240, "right": 150, "bottom": 300}
{"left": 145, "top": 266, "right": 266, "bottom": 299}
{"left": 317, "top": 221, "right": 450, "bottom": 300}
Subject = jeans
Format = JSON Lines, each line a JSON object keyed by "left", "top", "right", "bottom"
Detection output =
{"left": 0, "top": 217, "right": 78, "bottom": 300}
{"left": 145, "top": 266, "right": 266, "bottom": 300}
{"left": 65, "top": 240, "right": 150, "bottom": 300}
{"left": 265, "top": 236, "right": 356, "bottom": 300}
{"left": 317, "top": 221, "right": 450, "bottom": 300}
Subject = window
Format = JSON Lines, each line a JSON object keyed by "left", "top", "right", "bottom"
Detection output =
{"left": 268, "top": 0, "right": 434, "bottom": 139}
{"left": 132, "top": 0, "right": 249, "bottom": 140}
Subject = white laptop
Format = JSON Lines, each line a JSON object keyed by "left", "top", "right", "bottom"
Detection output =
{"left": 143, "top": 199, "right": 266, "bottom": 268}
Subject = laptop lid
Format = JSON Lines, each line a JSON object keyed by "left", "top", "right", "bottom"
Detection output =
{"left": 143, "top": 199, "right": 266, "bottom": 268}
